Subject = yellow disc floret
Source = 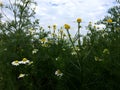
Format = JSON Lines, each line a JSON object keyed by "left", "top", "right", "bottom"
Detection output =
{"left": 77, "top": 18, "right": 82, "bottom": 23}
{"left": 64, "top": 24, "right": 70, "bottom": 30}
{"left": 53, "top": 24, "right": 57, "bottom": 30}
{"left": 107, "top": 19, "right": 112, "bottom": 23}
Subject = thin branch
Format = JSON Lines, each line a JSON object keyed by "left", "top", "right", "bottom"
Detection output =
{"left": 0, "top": 8, "right": 11, "bottom": 21}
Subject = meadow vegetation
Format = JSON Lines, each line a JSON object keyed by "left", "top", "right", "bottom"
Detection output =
{"left": 0, "top": 0, "right": 120, "bottom": 90}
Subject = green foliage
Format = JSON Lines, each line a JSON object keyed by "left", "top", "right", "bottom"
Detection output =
{"left": 0, "top": 0, "right": 120, "bottom": 90}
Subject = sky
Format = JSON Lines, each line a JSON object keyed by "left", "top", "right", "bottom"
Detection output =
{"left": 1, "top": 0, "right": 117, "bottom": 35}
{"left": 33, "top": 0, "right": 116, "bottom": 35}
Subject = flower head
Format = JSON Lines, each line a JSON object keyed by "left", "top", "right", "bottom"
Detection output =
{"left": 0, "top": 2, "right": 3, "bottom": 7}
{"left": 94, "top": 56, "right": 102, "bottom": 62}
{"left": 64, "top": 24, "right": 70, "bottom": 30}
{"left": 19, "top": 58, "right": 30, "bottom": 64}
{"left": 75, "top": 46, "right": 80, "bottom": 51}
{"left": 55, "top": 69, "right": 63, "bottom": 77}
{"left": 71, "top": 51, "right": 77, "bottom": 55}
{"left": 94, "top": 25, "right": 96, "bottom": 29}
{"left": 32, "top": 49, "right": 38, "bottom": 54}
{"left": 42, "top": 43, "right": 49, "bottom": 47}
{"left": 107, "top": 19, "right": 112, "bottom": 23}
{"left": 11, "top": 60, "right": 19, "bottom": 66}
{"left": 77, "top": 18, "right": 82, "bottom": 23}
{"left": 103, "top": 48, "right": 110, "bottom": 54}
{"left": 28, "top": 61, "right": 33, "bottom": 65}
{"left": 48, "top": 25, "right": 51, "bottom": 29}
{"left": 53, "top": 24, "right": 57, "bottom": 30}
{"left": 60, "top": 30, "right": 63, "bottom": 33}
{"left": 18, "top": 74, "right": 25, "bottom": 79}
{"left": 40, "top": 38, "right": 47, "bottom": 43}
{"left": 89, "top": 22, "right": 92, "bottom": 25}
{"left": 51, "top": 33, "right": 57, "bottom": 37}
{"left": 63, "top": 33, "right": 66, "bottom": 37}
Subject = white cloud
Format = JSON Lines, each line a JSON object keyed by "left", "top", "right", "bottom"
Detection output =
{"left": 34, "top": 0, "right": 116, "bottom": 35}
{"left": 1, "top": 0, "right": 116, "bottom": 35}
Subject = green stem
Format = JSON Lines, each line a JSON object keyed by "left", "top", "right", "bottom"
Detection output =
{"left": 66, "top": 29, "right": 81, "bottom": 69}
{"left": 78, "top": 23, "right": 81, "bottom": 47}
{"left": 66, "top": 29, "right": 83, "bottom": 86}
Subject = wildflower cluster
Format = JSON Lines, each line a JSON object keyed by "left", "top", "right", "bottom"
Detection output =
{"left": 32, "top": 49, "right": 38, "bottom": 54}
{"left": 11, "top": 58, "right": 33, "bottom": 66}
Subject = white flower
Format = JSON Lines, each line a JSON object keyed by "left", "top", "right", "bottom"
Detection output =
{"left": 94, "top": 56, "right": 103, "bottom": 62}
{"left": 55, "top": 58, "right": 58, "bottom": 61}
{"left": 41, "top": 44, "right": 49, "bottom": 47}
{"left": 55, "top": 69, "right": 63, "bottom": 77}
{"left": 103, "top": 48, "right": 110, "bottom": 54}
{"left": 39, "top": 38, "right": 47, "bottom": 43}
{"left": 71, "top": 51, "right": 77, "bottom": 55}
{"left": 11, "top": 60, "right": 19, "bottom": 66}
{"left": 28, "top": 61, "right": 33, "bottom": 65}
{"left": 75, "top": 47, "right": 80, "bottom": 51}
{"left": 19, "top": 58, "right": 30, "bottom": 64}
{"left": 102, "top": 32, "right": 108, "bottom": 38}
{"left": 18, "top": 74, "right": 25, "bottom": 79}
{"left": 55, "top": 57, "right": 60, "bottom": 61}
{"left": 32, "top": 49, "right": 38, "bottom": 54}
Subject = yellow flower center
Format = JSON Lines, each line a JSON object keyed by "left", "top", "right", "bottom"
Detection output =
{"left": 64, "top": 24, "right": 70, "bottom": 30}
{"left": 15, "top": 60, "right": 19, "bottom": 63}
{"left": 94, "top": 26, "right": 96, "bottom": 29}
{"left": 107, "top": 19, "right": 112, "bottom": 23}
{"left": 77, "top": 18, "right": 82, "bottom": 23}
{"left": 22, "top": 58, "right": 27, "bottom": 62}
{"left": 40, "top": 38, "right": 46, "bottom": 42}
{"left": 53, "top": 24, "right": 57, "bottom": 30}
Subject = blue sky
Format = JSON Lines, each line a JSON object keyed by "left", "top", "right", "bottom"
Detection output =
{"left": 1, "top": 0, "right": 117, "bottom": 35}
